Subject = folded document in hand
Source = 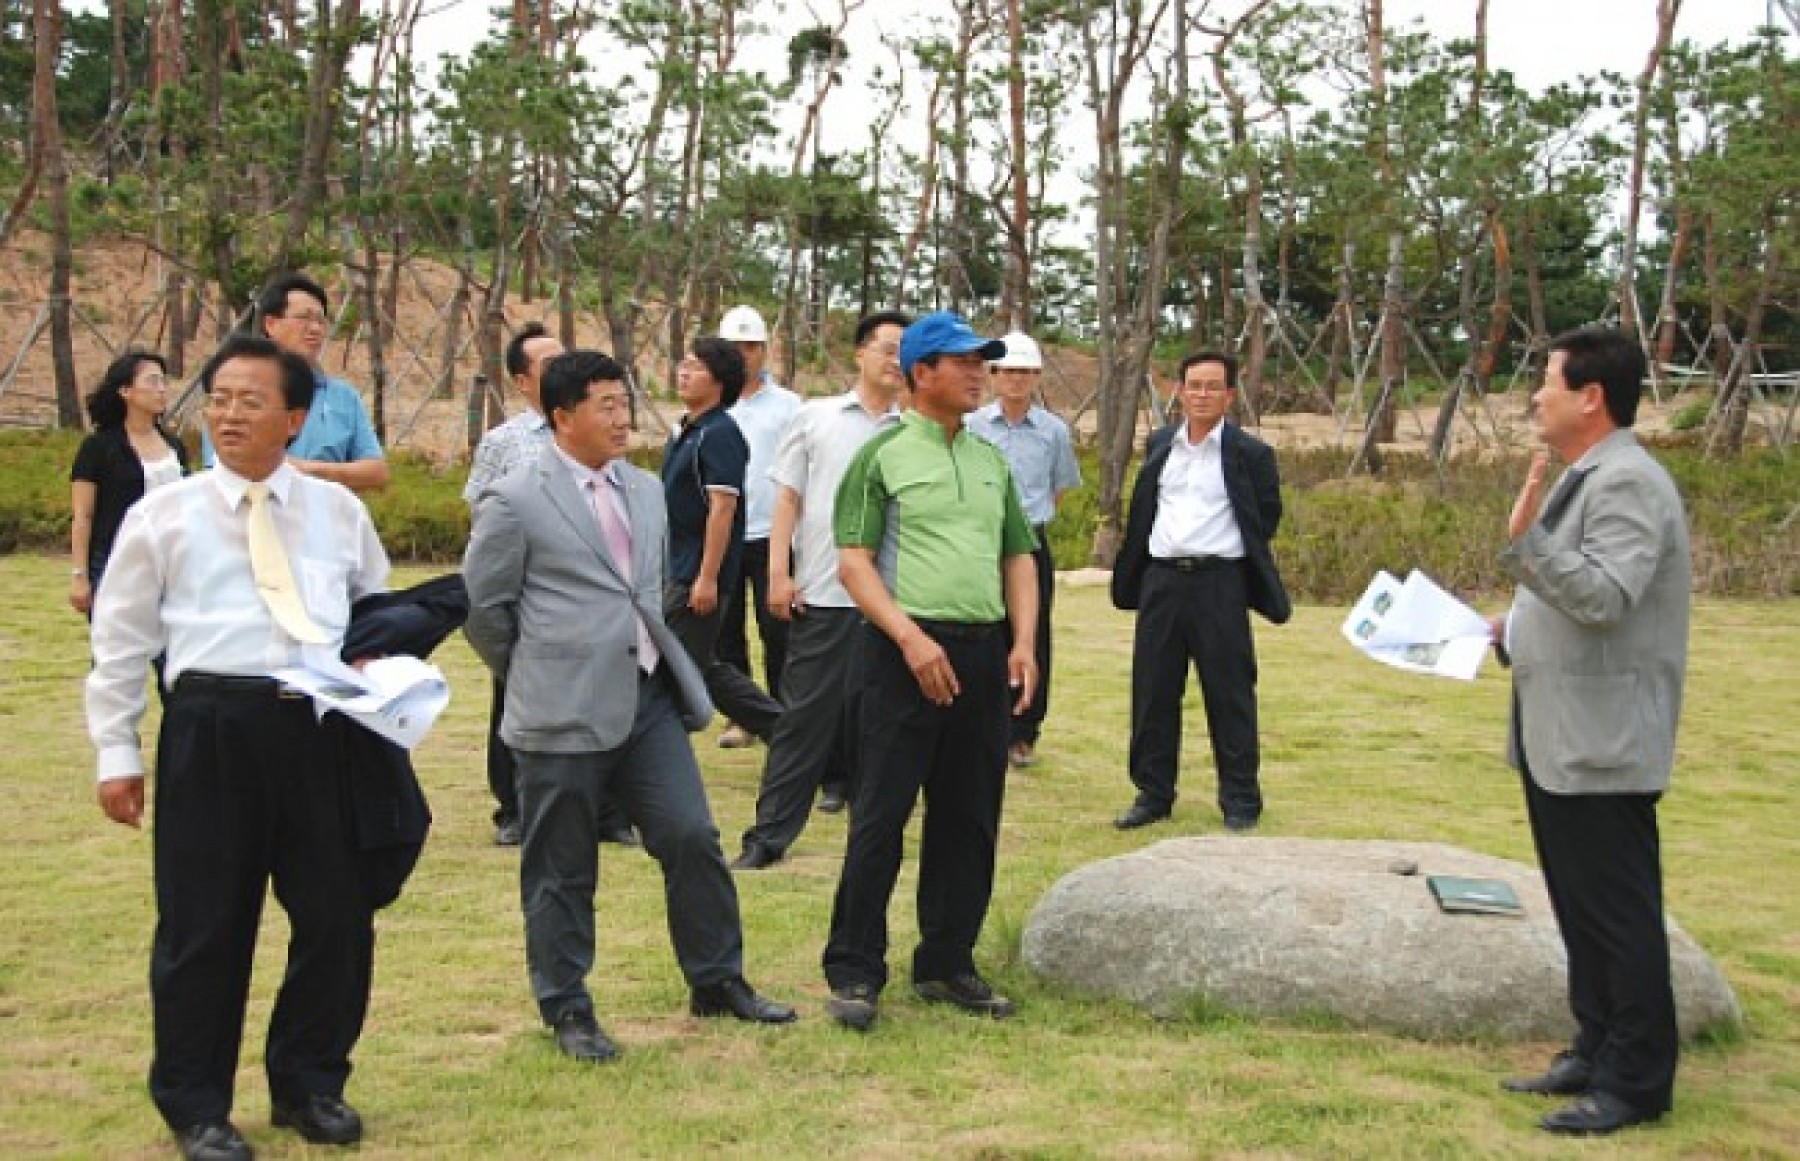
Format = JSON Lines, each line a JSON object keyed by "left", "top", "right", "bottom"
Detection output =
{"left": 1342, "top": 569, "right": 1492, "bottom": 681}
{"left": 276, "top": 648, "right": 451, "bottom": 750}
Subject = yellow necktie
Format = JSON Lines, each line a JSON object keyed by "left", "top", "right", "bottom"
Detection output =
{"left": 244, "top": 481, "right": 330, "bottom": 644}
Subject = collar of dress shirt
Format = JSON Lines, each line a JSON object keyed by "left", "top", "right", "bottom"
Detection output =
{"left": 211, "top": 459, "right": 301, "bottom": 509}
{"left": 835, "top": 387, "right": 901, "bottom": 419}
{"left": 1174, "top": 420, "right": 1225, "bottom": 454}
{"left": 990, "top": 403, "right": 1040, "bottom": 428}
{"left": 551, "top": 441, "right": 619, "bottom": 491}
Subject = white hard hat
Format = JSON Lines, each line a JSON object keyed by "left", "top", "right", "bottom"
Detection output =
{"left": 990, "top": 331, "right": 1042, "bottom": 370}
{"left": 719, "top": 305, "right": 769, "bottom": 343}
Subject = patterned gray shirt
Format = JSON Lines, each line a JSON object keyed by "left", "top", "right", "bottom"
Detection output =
{"left": 463, "top": 409, "right": 552, "bottom": 507}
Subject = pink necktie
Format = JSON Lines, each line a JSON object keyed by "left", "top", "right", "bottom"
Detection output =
{"left": 589, "top": 476, "right": 633, "bottom": 581}
{"left": 589, "top": 475, "right": 658, "bottom": 674}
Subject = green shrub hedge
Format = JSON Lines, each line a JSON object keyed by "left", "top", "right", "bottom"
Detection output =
{"left": 6, "top": 430, "right": 1794, "bottom": 598}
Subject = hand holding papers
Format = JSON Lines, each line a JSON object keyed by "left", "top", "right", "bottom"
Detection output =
{"left": 1343, "top": 570, "right": 1492, "bottom": 681}
{"left": 276, "top": 646, "right": 451, "bottom": 750}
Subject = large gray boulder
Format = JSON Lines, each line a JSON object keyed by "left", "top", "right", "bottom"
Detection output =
{"left": 1021, "top": 837, "right": 1740, "bottom": 1041}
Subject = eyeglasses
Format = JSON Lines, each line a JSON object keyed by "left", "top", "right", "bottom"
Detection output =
{"left": 1182, "top": 382, "right": 1232, "bottom": 396}
{"left": 130, "top": 375, "right": 170, "bottom": 390}
{"left": 276, "top": 310, "right": 329, "bottom": 328}
{"left": 204, "top": 393, "right": 277, "bottom": 417}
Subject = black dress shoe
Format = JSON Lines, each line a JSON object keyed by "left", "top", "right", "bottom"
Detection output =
{"left": 730, "top": 843, "right": 784, "bottom": 871}
{"left": 1502, "top": 1049, "right": 1593, "bottom": 1096}
{"left": 1113, "top": 801, "right": 1171, "bottom": 830}
{"left": 690, "top": 976, "right": 798, "bottom": 1024}
{"left": 913, "top": 972, "right": 1017, "bottom": 1019}
{"left": 599, "top": 825, "right": 640, "bottom": 847}
{"left": 825, "top": 983, "right": 880, "bottom": 1032}
{"left": 494, "top": 816, "right": 522, "bottom": 847}
{"left": 817, "top": 786, "right": 847, "bottom": 814}
{"left": 552, "top": 1008, "right": 620, "bottom": 1063}
{"left": 1540, "top": 1091, "right": 1661, "bottom": 1136}
{"left": 1223, "top": 814, "right": 1259, "bottom": 833}
{"left": 174, "top": 1121, "right": 253, "bottom": 1161}
{"left": 271, "top": 1093, "right": 362, "bottom": 1146}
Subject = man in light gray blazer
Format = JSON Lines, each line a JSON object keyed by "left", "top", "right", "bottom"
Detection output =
{"left": 1491, "top": 327, "right": 1690, "bottom": 1137}
{"left": 463, "top": 350, "right": 796, "bottom": 1064}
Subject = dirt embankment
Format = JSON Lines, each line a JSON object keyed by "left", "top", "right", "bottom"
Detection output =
{"left": 0, "top": 232, "right": 1690, "bottom": 461}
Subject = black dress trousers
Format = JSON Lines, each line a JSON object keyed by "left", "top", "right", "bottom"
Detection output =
{"left": 1126, "top": 559, "right": 1262, "bottom": 820}
{"left": 1518, "top": 721, "right": 1678, "bottom": 1114}
{"left": 823, "top": 621, "right": 1010, "bottom": 993}
{"left": 1008, "top": 533, "right": 1056, "bottom": 746}
{"left": 148, "top": 680, "right": 373, "bottom": 1132}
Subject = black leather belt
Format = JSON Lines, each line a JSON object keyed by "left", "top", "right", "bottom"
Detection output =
{"left": 913, "top": 618, "right": 1006, "bottom": 642}
{"left": 1152, "top": 556, "right": 1239, "bottom": 573}
{"left": 172, "top": 672, "right": 306, "bottom": 699}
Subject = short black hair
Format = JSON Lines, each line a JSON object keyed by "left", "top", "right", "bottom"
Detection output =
{"left": 540, "top": 349, "right": 628, "bottom": 418}
{"left": 200, "top": 333, "right": 316, "bottom": 412}
{"left": 255, "top": 272, "right": 329, "bottom": 330}
{"left": 1548, "top": 326, "right": 1644, "bottom": 428}
{"left": 1178, "top": 351, "right": 1238, "bottom": 389}
{"left": 855, "top": 310, "right": 913, "bottom": 349}
{"left": 690, "top": 336, "right": 747, "bottom": 407}
{"left": 85, "top": 348, "right": 168, "bottom": 429}
{"left": 506, "top": 321, "right": 552, "bottom": 380}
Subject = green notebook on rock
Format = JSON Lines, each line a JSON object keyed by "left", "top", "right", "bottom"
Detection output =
{"left": 1427, "top": 875, "right": 1523, "bottom": 917}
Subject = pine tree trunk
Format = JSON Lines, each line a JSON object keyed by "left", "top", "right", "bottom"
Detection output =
{"left": 35, "top": 0, "right": 81, "bottom": 428}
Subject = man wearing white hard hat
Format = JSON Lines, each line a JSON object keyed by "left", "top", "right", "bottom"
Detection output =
{"left": 969, "top": 332, "right": 1080, "bottom": 769}
{"left": 715, "top": 306, "right": 802, "bottom": 750}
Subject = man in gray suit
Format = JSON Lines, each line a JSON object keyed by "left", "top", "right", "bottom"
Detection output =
{"left": 463, "top": 350, "right": 796, "bottom": 1064}
{"left": 1491, "top": 327, "right": 1690, "bottom": 1137}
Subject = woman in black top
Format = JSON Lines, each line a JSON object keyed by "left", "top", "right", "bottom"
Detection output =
{"left": 68, "top": 349, "right": 189, "bottom": 615}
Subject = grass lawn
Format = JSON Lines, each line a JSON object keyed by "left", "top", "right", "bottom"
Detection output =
{"left": 2, "top": 552, "right": 1796, "bottom": 1158}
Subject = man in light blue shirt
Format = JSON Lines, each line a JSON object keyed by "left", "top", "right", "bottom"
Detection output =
{"left": 969, "top": 331, "right": 1080, "bottom": 769}
{"left": 715, "top": 306, "right": 802, "bottom": 749}
{"left": 204, "top": 272, "right": 389, "bottom": 492}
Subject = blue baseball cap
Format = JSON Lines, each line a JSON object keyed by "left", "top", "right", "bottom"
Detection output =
{"left": 898, "top": 311, "right": 1008, "bottom": 379}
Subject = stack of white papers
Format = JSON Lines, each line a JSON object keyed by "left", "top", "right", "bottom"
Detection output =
{"left": 276, "top": 648, "right": 451, "bottom": 750}
{"left": 1342, "top": 570, "right": 1493, "bottom": 681}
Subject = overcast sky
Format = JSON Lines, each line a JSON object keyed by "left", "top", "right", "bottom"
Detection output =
{"left": 394, "top": 0, "right": 1784, "bottom": 157}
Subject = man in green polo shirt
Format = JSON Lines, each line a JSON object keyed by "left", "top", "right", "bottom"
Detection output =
{"left": 821, "top": 311, "right": 1040, "bottom": 1032}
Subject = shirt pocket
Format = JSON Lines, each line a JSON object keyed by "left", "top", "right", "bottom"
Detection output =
{"left": 296, "top": 558, "right": 353, "bottom": 641}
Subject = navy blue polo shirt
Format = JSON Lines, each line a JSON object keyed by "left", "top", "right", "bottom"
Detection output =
{"left": 661, "top": 406, "right": 750, "bottom": 588}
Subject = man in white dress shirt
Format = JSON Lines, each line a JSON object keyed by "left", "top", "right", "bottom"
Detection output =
{"left": 714, "top": 305, "right": 802, "bottom": 749}
{"left": 729, "top": 310, "right": 911, "bottom": 869}
{"left": 87, "top": 334, "right": 390, "bottom": 1161}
